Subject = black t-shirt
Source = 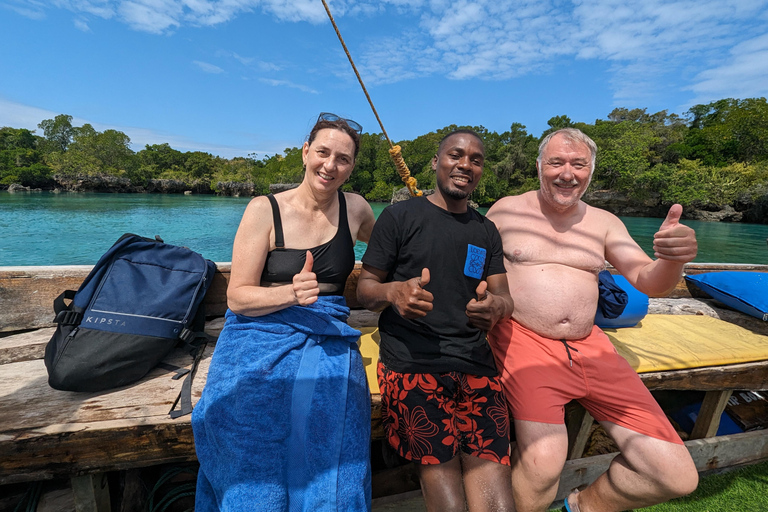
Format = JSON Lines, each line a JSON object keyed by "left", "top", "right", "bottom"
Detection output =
{"left": 361, "top": 197, "right": 506, "bottom": 376}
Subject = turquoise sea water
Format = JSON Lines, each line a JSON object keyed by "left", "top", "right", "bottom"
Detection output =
{"left": 1, "top": 191, "right": 767, "bottom": 266}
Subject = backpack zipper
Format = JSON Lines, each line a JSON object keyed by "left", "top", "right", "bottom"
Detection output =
{"left": 53, "top": 327, "right": 80, "bottom": 367}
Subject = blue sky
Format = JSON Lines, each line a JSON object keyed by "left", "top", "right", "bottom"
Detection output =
{"left": 1, "top": 0, "right": 767, "bottom": 160}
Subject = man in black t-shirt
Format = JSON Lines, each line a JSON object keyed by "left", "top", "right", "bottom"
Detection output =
{"left": 358, "top": 130, "right": 515, "bottom": 512}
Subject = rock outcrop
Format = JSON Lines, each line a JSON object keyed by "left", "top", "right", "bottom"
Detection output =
{"left": 52, "top": 174, "right": 141, "bottom": 193}
{"left": 216, "top": 182, "right": 255, "bottom": 197}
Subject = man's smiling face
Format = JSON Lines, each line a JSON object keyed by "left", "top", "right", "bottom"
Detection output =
{"left": 432, "top": 133, "right": 485, "bottom": 203}
{"left": 537, "top": 133, "right": 593, "bottom": 211}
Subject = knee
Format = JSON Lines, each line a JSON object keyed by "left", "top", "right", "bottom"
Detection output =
{"left": 514, "top": 445, "right": 564, "bottom": 488}
{"left": 653, "top": 456, "right": 699, "bottom": 499}
{"left": 666, "top": 464, "right": 699, "bottom": 498}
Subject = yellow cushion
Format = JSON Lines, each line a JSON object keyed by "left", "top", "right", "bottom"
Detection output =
{"left": 605, "top": 314, "right": 768, "bottom": 373}
{"left": 358, "top": 327, "right": 381, "bottom": 393}
{"left": 358, "top": 315, "right": 768, "bottom": 388}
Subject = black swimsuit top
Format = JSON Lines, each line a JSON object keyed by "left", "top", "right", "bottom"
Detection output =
{"left": 260, "top": 190, "right": 355, "bottom": 296}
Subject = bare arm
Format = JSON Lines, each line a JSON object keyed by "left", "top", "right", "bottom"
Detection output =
{"left": 356, "top": 264, "right": 434, "bottom": 317}
{"left": 607, "top": 204, "right": 697, "bottom": 297}
{"left": 227, "top": 197, "right": 318, "bottom": 316}
{"left": 345, "top": 192, "right": 376, "bottom": 244}
{"left": 465, "top": 273, "right": 514, "bottom": 331}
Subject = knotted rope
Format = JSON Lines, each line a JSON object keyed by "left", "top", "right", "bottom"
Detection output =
{"left": 321, "top": 0, "right": 422, "bottom": 197}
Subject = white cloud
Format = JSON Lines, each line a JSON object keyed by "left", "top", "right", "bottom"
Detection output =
{"left": 2, "top": 1, "right": 47, "bottom": 19}
{"left": 73, "top": 17, "right": 90, "bottom": 31}
{"left": 193, "top": 60, "right": 225, "bottom": 74}
{"left": 258, "top": 78, "right": 318, "bottom": 94}
{"left": 118, "top": 0, "right": 181, "bottom": 33}
{"left": 687, "top": 33, "right": 768, "bottom": 103}
{"left": 8, "top": 0, "right": 768, "bottom": 106}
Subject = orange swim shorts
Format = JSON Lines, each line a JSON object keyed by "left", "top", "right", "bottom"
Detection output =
{"left": 487, "top": 318, "right": 682, "bottom": 445}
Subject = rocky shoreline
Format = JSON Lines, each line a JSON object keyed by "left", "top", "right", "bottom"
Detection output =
{"left": 4, "top": 178, "right": 768, "bottom": 224}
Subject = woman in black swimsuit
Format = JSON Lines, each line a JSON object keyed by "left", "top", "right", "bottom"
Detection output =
{"left": 192, "top": 114, "right": 376, "bottom": 512}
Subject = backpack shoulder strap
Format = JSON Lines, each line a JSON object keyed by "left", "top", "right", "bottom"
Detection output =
{"left": 53, "top": 290, "right": 82, "bottom": 325}
{"left": 169, "top": 333, "right": 214, "bottom": 418}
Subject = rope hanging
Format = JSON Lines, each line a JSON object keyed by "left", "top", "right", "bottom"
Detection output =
{"left": 320, "top": 0, "right": 422, "bottom": 197}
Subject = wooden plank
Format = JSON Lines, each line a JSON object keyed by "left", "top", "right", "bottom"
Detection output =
{"left": 639, "top": 360, "right": 768, "bottom": 391}
{"left": 71, "top": 473, "right": 111, "bottom": 512}
{"left": 0, "top": 311, "right": 375, "bottom": 367}
{"left": 555, "top": 429, "right": 768, "bottom": 501}
{"left": 0, "top": 263, "right": 369, "bottom": 332}
{"left": 0, "top": 340, "right": 385, "bottom": 485}
{"left": 0, "top": 266, "right": 93, "bottom": 332}
{"left": 690, "top": 390, "right": 733, "bottom": 440}
{"left": 0, "top": 327, "right": 55, "bottom": 364}
{"left": 5, "top": 263, "right": 768, "bottom": 332}
{"left": 566, "top": 402, "right": 594, "bottom": 460}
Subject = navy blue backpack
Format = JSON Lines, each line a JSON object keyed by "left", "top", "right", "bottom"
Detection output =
{"left": 44, "top": 233, "right": 216, "bottom": 416}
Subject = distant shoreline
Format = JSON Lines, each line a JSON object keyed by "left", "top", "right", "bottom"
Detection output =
{"left": 4, "top": 181, "right": 766, "bottom": 224}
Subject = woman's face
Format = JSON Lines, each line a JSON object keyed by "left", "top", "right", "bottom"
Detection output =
{"left": 302, "top": 128, "right": 356, "bottom": 192}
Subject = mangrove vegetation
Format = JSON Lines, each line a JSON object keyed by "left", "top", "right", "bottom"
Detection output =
{"left": 2, "top": 97, "right": 768, "bottom": 216}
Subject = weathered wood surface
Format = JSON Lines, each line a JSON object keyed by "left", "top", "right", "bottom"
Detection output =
{"left": 4, "top": 263, "right": 767, "bottom": 333}
{"left": 3, "top": 262, "right": 768, "bottom": 490}
{"left": 690, "top": 390, "right": 733, "bottom": 440}
{"left": 639, "top": 360, "right": 768, "bottom": 391}
{"left": 0, "top": 310, "right": 383, "bottom": 485}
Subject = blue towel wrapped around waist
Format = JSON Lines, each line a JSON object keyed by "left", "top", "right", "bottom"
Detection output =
{"left": 192, "top": 296, "right": 372, "bottom": 512}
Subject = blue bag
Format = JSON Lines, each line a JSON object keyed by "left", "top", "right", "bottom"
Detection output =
{"left": 44, "top": 233, "right": 216, "bottom": 416}
{"left": 595, "top": 272, "right": 649, "bottom": 328}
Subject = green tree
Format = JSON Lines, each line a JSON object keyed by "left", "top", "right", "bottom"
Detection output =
{"left": 47, "top": 124, "right": 135, "bottom": 177}
{"left": 490, "top": 123, "right": 538, "bottom": 193}
{"left": 685, "top": 98, "right": 768, "bottom": 165}
{"left": 0, "top": 127, "right": 52, "bottom": 186}
{"left": 38, "top": 114, "right": 76, "bottom": 153}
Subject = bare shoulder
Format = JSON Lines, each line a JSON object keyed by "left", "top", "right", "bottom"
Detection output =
{"left": 487, "top": 192, "right": 534, "bottom": 219}
{"left": 344, "top": 192, "right": 374, "bottom": 218}
{"left": 243, "top": 195, "right": 272, "bottom": 217}
{"left": 344, "top": 191, "right": 371, "bottom": 209}
{"left": 584, "top": 203, "right": 625, "bottom": 230}
{"left": 236, "top": 196, "right": 274, "bottom": 234}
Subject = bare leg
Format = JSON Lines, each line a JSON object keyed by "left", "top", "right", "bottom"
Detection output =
{"left": 568, "top": 422, "right": 698, "bottom": 512}
{"left": 461, "top": 452, "right": 515, "bottom": 512}
{"left": 510, "top": 420, "right": 569, "bottom": 512}
{"left": 417, "top": 456, "right": 466, "bottom": 512}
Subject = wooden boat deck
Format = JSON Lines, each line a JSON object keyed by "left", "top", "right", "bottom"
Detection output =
{"left": 2, "top": 263, "right": 768, "bottom": 509}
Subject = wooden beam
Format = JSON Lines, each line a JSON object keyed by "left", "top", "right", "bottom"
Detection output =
{"left": 0, "top": 263, "right": 369, "bottom": 332}
{"left": 566, "top": 402, "right": 594, "bottom": 460}
{"left": 690, "top": 390, "right": 733, "bottom": 440}
{"left": 4, "top": 263, "right": 768, "bottom": 332}
{"left": 71, "top": 473, "right": 111, "bottom": 512}
{"left": 639, "top": 360, "right": 768, "bottom": 391}
{"left": 555, "top": 429, "right": 768, "bottom": 502}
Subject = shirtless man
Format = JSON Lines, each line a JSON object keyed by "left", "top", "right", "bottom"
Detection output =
{"left": 486, "top": 128, "right": 699, "bottom": 512}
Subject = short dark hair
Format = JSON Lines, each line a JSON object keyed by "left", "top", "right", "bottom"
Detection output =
{"left": 437, "top": 129, "right": 485, "bottom": 156}
{"left": 307, "top": 117, "right": 361, "bottom": 159}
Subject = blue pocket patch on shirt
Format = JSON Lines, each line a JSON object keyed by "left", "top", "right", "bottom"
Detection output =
{"left": 464, "top": 244, "right": 486, "bottom": 279}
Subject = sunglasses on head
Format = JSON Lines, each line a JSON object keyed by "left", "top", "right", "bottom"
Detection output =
{"left": 318, "top": 112, "right": 363, "bottom": 134}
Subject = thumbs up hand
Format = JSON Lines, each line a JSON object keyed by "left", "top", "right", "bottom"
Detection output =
{"left": 391, "top": 268, "right": 434, "bottom": 319}
{"left": 465, "top": 280, "right": 497, "bottom": 331}
{"left": 653, "top": 204, "right": 698, "bottom": 262}
{"left": 292, "top": 250, "right": 320, "bottom": 306}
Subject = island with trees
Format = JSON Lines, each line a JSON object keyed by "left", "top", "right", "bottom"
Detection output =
{"left": 2, "top": 97, "right": 767, "bottom": 223}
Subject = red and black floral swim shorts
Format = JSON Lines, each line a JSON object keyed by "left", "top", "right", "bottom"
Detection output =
{"left": 377, "top": 361, "right": 511, "bottom": 466}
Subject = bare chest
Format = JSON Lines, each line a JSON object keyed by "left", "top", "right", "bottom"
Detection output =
{"left": 503, "top": 219, "right": 606, "bottom": 273}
